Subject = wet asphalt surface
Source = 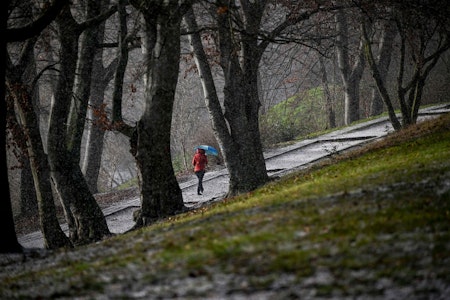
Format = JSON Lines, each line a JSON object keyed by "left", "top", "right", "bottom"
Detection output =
{"left": 18, "top": 104, "right": 450, "bottom": 248}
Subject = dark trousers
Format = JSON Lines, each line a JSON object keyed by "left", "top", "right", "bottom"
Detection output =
{"left": 195, "top": 170, "right": 205, "bottom": 194}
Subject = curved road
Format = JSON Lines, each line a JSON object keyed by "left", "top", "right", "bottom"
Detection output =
{"left": 18, "top": 104, "right": 450, "bottom": 248}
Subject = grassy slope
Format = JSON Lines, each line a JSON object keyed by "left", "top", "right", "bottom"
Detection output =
{"left": 1, "top": 113, "right": 450, "bottom": 298}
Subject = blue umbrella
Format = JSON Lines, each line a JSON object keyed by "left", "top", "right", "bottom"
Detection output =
{"left": 194, "top": 145, "right": 219, "bottom": 156}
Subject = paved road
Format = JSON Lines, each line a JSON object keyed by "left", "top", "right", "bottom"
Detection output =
{"left": 18, "top": 104, "right": 450, "bottom": 248}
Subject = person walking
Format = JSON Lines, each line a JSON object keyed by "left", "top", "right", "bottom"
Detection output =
{"left": 192, "top": 148, "right": 208, "bottom": 195}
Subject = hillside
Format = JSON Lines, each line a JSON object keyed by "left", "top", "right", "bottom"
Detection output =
{"left": 1, "top": 113, "right": 450, "bottom": 299}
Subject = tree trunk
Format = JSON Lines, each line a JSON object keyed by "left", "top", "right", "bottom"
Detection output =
{"left": 5, "top": 32, "right": 72, "bottom": 249}
{"left": 67, "top": 0, "right": 101, "bottom": 162}
{"left": 1, "top": 4, "right": 22, "bottom": 253}
{"left": 335, "top": 9, "right": 365, "bottom": 125}
{"left": 7, "top": 82, "right": 73, "bottom": 249}
{"left": 362, "top": 21, "right": 402, "bottom": 130}
{"left": 20, "top": 159, "right": 38, "bottom": 216}
{"left": 3, "top": 0, "right": 70, "bottom": 253}
{"left": 82, "top": 59, "right": 108, "bottom": 194}
{"left": 342, "top": 82, "right": 361, "bottom": 125}
{"left": 370, "top": 21, "right": 396, "bottom": 116}
{"left": 222, "top": 67, "right": 268, "bottom": 195}
{"left": 185, "top": 6, "right": 269, "bottom": 197}
{"left": 81, "top": 1, "right": 117, "bottom": 194}
{"left": 47, "top": 6, "right": 110, "bottom": 245}
{"left": 318, "top": 56, "right": 336, "bottom": 129}
{"left": 132, "top": 2, "right": 185, "bottom": 226}
{"left": 19, "top": 39, "right": 40, "bottom": 218}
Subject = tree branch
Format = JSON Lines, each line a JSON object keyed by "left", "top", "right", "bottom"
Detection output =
{"left": 5, "top": 0, "right": 69, "bottom": 42}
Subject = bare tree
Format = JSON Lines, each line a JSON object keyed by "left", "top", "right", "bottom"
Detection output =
{"left": 7, "top": 0, "right": 40, "bottom": 218}
{"left": 185, "top": 2, "right": 272, "bottom": 197}
{"left": 81, "top": 0, "right": 143, "bottom": 194}
{"left": 185, "top": 1, "right": 343, "bottom": 196}
{"left": 362, "top": 0, "right": 450, "bottom": 130}
{"left": 129, "top": 0, "right": 193, "bottom": 227}
{"left": 2, "top": 0, "right": 70, "bottom": 253}
{"left": 46, "top": 3, "right": 116, "bottom": 244}
{"left": 368, "top": 19, "right": 396, "bottom": 116}
{"left": 6, "top": 38, "right": 73, "bottom": 249}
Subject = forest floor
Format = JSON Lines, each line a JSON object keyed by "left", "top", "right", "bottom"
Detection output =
{"left": 3, "top": 105, "right": 450, "bottom": 299}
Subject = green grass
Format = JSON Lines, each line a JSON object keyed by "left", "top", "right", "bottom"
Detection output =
{"left": 260, "top": 86, "right": 342, "bottom": 146}
{"left": 1, "top": 113, "right": 450, "bottom": 298}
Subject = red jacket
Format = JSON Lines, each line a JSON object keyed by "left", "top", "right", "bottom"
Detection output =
{"left": 192, "top": 149, "right": 208, "bottom": 172}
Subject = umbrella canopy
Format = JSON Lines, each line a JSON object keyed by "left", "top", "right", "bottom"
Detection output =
{"left": 194, "top": 145, "right": 219, "bottom": 156}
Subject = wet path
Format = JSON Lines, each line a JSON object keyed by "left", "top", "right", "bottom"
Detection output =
{"left": 18, "top": 104, "right": 450, "bottom": 248}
